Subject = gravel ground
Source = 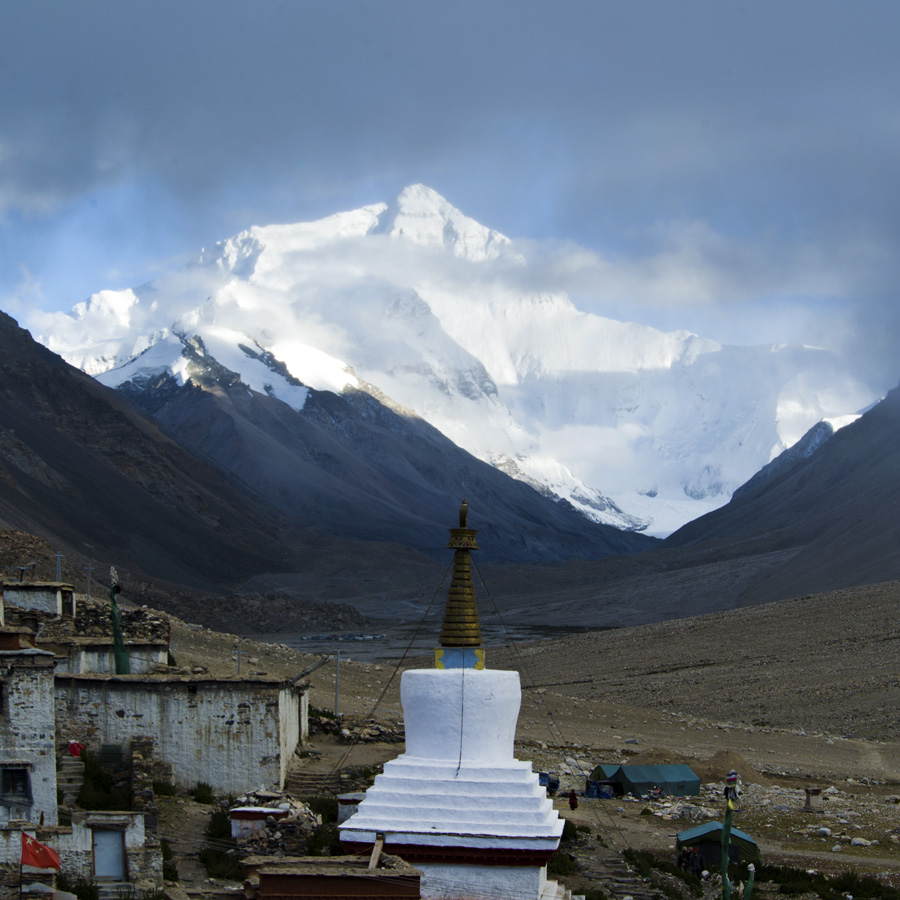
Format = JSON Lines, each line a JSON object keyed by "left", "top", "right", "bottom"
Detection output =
{"left": 162, "top": 578, "right": 900, "bottom": 895}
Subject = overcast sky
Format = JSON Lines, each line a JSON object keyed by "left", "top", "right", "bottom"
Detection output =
{"left": 2, "top": 1, "right": 899, "bottom": 391}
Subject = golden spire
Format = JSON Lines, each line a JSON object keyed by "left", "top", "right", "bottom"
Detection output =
{"left": 438, "top": 499, "right": 483, "bottom": 649}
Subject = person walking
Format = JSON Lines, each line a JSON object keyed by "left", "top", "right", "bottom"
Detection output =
{"left": 568, "top": 789, "right": 578, "bottom": 811}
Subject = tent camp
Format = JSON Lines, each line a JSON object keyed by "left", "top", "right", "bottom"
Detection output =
{"left": 588, "top": 764, "right": 621, "bottom": 782}
{"left": 587, "top": 764, "right": 700, "bottom": 798}
{"left": 676, "top": 821, "right": 761, "bottom": 867}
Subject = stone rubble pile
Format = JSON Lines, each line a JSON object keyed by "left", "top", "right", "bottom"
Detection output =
{"left": 338, "top": 721, "right": 405, "bottom": 744}
{"left": 229, "top": 790, "right": 321, "bottom": 856}
{"left": 7, "top": 598, "right": 170, "bottom": 643}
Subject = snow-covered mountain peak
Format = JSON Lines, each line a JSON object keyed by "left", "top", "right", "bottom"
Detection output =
{"left": 203, "top": 202, "right": 388, "bottom": 280}
{"left": 31, "top": 185, "right": 879, "bottom": 537}
{"left": 380, "top": 183, "right": 514, "bottom": 261}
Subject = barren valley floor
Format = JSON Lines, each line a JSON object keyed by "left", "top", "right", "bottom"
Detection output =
{"left": 163, "top": 578, "right": 900, "bottom": 897}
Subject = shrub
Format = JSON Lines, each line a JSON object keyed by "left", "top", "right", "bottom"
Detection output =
{"left": 199, "top": 808, "right": 242, "bottom": 880}
{"left": 55, "top": 874, "right": 99, "bottom": 900}
{"left": 153, "top": 780, "right": 177, "bottom": 797}
{"left": 305, "top": 823, "right": 346, "bottom": 856}
{"left": 77, "top": 751, "right": 131, "bottom": 811}
{"left": 198, "top": 846, "right": 243, "bottom": 880}
{"left": 304, "top": 795, "right": 338, "bottom": 823}
{"left": 206, "top": 808, "right": 231, "bottom": 840}
{"left": 561, "top": 819, "right": 578, "bottom": 842}
{"left": 547, "top": 852, "right": 576, "bottom": 876}
{"left": 160, "top": 840, "right": 178, "bottom": 882}
{"left": 190, "top": 782, "right": 215, "bottom": 804}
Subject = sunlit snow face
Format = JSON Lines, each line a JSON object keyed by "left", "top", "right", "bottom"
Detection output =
{"left": 29, "top": 188, "right": 881, "bottom": 537}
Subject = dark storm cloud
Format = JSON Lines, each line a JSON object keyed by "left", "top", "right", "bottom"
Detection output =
{"left": 2, "top": 0, "right": 899, "bottom": 387}
{"left": 3, "top": 1, "right": 897, "bottom": 221}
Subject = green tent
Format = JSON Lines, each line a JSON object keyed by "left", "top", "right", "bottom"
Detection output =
{"left": 588, "top": 763, "right": 622, "bottom": 782}
{"left": 590, "top": 764, "right": 700, "bottom": 797}
{"left": 676, "top": 821, "right": 761, "bottom": 866}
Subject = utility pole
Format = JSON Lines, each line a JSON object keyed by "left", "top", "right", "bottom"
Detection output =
{"left": 334, "top": 649, "right": 341, "bottom": 717}
{"left": 84, "top": 564, "right": 94, "bottom": 602}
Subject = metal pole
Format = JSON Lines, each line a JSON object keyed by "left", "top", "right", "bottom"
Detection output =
{"left": 334, "top": 648, "right": 341, "bottom": 716}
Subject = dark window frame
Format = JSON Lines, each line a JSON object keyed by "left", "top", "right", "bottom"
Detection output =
{"left": 0, "top": 766, "right": 32, "bottom": 806}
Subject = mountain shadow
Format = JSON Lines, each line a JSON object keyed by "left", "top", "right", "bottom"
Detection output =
{"left": 116, "top": 342, "right": 658, "bottom": 563}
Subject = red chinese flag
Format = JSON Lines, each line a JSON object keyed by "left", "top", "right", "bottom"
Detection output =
{"left": 21, "top": 832, "right": 60, "bottom": 869}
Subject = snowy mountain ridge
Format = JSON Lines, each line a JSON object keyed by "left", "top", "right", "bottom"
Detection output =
{"left": 33, "top": 184, "right": 875, "bottom": 536}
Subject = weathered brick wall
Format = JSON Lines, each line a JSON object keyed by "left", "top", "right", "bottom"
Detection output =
{"left": 55, "top": 676, "right": 303, "bottom": 795}
{"left": 0, "top": 651, "right": 57, "bottom": 827}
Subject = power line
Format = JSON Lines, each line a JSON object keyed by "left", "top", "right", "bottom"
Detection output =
{"left": 473, "top": 558, "right": 633, "bottom": 853}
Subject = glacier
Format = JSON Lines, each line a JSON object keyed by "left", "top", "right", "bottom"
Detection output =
{"left": 32, "top": 184, "right": 875, "bottom": 536}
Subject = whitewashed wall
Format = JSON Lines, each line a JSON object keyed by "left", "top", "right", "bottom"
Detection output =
{"left": 278, "top": 684, "right": 307, "bottom": 787}
{"left": 52, "top": 646, "right": 167, "bottom": 676}
{"left": 54, "top": 676, "right": 305, "bottom": 795}
{"left": 2, "top": 588, "right": 73, "bottom": 617}
{"left": 0, "top": 650, "right": 58, "bottom": 828}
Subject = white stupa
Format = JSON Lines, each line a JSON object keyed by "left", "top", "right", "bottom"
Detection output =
{"left": 340, "top": 502, "right": 569, "bottom": 900}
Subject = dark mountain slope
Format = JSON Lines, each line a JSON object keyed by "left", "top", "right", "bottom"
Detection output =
{"left": 0, "top": 311, "right": 294, "bottom": 586}
{"left": 665, "top": 382, "right": 900, "bottom": 601}
{"left": 122, "top": 350, "right": 657, "bottom": 563}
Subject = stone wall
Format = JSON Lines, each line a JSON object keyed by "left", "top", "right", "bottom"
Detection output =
{"left": 55, "top": 675, "right": 306, "bottom": 795}
{"left": 0, "top": 826, "right": 59, "bottom": 900}
{"left": 0, "top": 649, "right": 57, "bottom": 828}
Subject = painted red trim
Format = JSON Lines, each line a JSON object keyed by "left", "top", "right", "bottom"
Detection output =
{"left": 340, "top": 842, "right": 556, "bottom": 866}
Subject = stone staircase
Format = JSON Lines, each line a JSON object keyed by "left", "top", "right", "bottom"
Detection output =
{"left": 284, "top": 769, "right": 358, "bottom": 798}
{"left": 575, "top": 853, "right": 661, "bottom": 900}
{"left": 96, "top": 882, "right": 135, "bottom": 900}
{"left": 57, "top": 756, "right": 85, "bottom": 805}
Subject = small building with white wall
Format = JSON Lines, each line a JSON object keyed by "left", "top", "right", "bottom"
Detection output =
{"left": 55, "top": 673, "right": 309, "bottom": 795}
{"left": 60, "top": 812, "right": 160, "bottom": 886}
{"left": 40, "top": 636, "right": 168, "bottom": 676}
{"left": 1, "top": 584, "right": 75, "bottom": 619}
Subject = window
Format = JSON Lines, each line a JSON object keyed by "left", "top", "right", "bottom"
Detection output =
{"left": 0, "top": 766, "right": 31, "bottom": 806}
